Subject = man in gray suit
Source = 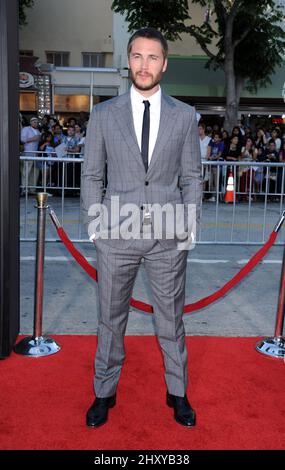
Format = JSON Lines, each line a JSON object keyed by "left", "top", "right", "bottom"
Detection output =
{"left": 81, "top": 27, "right": 202, "bottom": 428}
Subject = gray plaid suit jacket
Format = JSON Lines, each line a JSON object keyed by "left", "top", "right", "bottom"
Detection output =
{"left": 81, "top": 90, "right": 202, "bottom": 248}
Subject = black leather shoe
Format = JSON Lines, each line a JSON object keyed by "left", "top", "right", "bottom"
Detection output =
{"left": 167, "top": 392, "right": 196, "bottom": 427}
{"left": 86, "top": 394, "right": 116, "bottom": 428}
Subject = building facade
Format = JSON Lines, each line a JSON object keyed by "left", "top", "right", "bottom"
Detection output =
{"left": 19, "top": 0, "right": 285, "bottom": 129}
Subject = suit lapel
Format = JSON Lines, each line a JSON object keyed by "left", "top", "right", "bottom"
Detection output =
{"left": 112, "top": 93, "right": 145, "bottom": 169}
{"left": 147, "top": 93, "right": 178, "bottom": 174}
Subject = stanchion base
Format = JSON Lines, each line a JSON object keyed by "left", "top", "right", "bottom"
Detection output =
{"left": 13, "top": 336, "right": 61, "bottom": 357}
{"left": 256, "top": 336, "right": 285, "bottom": 359}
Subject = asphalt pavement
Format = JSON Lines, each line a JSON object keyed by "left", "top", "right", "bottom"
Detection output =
{"left": 20, "top": 212, "right": 284, "bottom": 337}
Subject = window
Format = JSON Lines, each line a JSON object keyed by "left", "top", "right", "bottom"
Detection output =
{"left": 20, "top": 50, "right": 34, "bottom": 56}
{"left": 46, "top": 51, "right": 70, "bottom": 67}
{"left": 82, "top": 52, "right": 105, "bottom": 68}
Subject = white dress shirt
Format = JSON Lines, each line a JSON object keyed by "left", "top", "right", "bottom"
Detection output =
{"left": 21, "top": 125, "right": 41, "bottom": 152}
{"left": 199, "top": 135, "right": 211, "bottom": 162}
{"left": 130, "top": 85, "right": 161, "bottom": 164}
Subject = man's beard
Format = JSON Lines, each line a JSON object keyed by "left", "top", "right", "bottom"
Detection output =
{"left": 130, "top": 70, "right": 163, "bottom": 92}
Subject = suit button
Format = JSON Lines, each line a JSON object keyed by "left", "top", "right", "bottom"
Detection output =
{"left": 140, "top": 206, "right": 144, "bottom": 210}
{"left": 145, "top": 181, "right": 149, "bottom": 186}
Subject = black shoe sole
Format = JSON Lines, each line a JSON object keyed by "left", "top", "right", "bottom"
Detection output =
{"left": 174, "top": 416, "right": 196, "bottom": 427}
{"left": 86, "top": 418, "right": 108, "bottom": 428}
{"left": 86, "top": 419, "right": 108, "bottom": 429}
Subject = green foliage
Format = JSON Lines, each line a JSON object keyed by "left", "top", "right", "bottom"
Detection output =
{"left": 111, "top": 0, "right": 285, "bottom": 92}
{"left": 235, "top": 20, "right": 285, "bottom": 92}
{"left": 208, "top": 0, "right": 285, "bottom": 91}
{"left": 112, "top": 0, "right": 190, "bottom": 40}
{"left": 19, "top": 0, "right": 34, "bottom": 26}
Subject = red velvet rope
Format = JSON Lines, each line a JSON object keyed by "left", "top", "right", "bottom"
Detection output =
{"left": 57, "top": 228, "right": 97, "bottom": 282}
{"left": 56, "top": 227, "right": 277, "bottom": 315}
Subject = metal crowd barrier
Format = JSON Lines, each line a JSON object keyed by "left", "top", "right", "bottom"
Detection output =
{"left": 20, "top": 151, "right": 84, "bottom": 241}
{"left": 200, "top": 160, "right": 285, "bottom": 245}
{"left": 20, "top": 154, "right": 285, "bottom": 245}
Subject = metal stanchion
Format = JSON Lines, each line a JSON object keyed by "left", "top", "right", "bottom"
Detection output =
{"left": 14, "top": 193, "right": 61, "bottom": 357}
{"left": 256, "top": 211, "right": 285, "bottom": 359}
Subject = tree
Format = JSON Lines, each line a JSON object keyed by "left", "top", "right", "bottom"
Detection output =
{"left": 111, "top": 0, "right": 285, "bottom": 131}
{"left": 19, "top": 0, "right": 34, "bottom": 26}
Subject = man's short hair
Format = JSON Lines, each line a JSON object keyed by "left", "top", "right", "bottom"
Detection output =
{"left": 127, "top": 27, "right": 168, "bottom": 60}
{"left": 213, "top": 131, "right": 222, "bottom": 139}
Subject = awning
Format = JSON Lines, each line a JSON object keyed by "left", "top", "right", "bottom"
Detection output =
{"left": 54, "top": 86, "right": 118, "bottom": 96}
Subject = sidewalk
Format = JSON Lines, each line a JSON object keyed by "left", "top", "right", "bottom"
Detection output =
{"left": 20, "top": 241, "right": 283, "bottom": 337}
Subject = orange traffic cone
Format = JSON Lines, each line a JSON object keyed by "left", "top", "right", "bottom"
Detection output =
{"left": 224, "top": 170, "right": 235, "bottom": 203}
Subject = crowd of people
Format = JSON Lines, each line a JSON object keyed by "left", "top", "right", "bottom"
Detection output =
{"left": 20, "top": 112, "right": 89, "bottom": 194}
{"left": 199, "top": 122, "right": 285, "bottom": 202}
{"left": 20, "top": 111, "right": 285, "bottom": 201}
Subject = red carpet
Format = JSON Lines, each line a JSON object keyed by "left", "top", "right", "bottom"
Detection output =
{"left": 1, "top": 336, "right": 285, "bottom": 450}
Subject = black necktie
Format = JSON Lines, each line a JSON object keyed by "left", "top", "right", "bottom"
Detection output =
{"left": 141, "top": 100, "right": 150, "bottom": 172}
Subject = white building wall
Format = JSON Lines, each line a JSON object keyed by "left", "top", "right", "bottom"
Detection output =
{"left": 20, "top": 0, "right": 213, "bottom": 67}
{"left": 112, "top": 12, "right": 129, "bottom": 69}
{"left": 20, "top": 0, "right": 114, "bottom": 67}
